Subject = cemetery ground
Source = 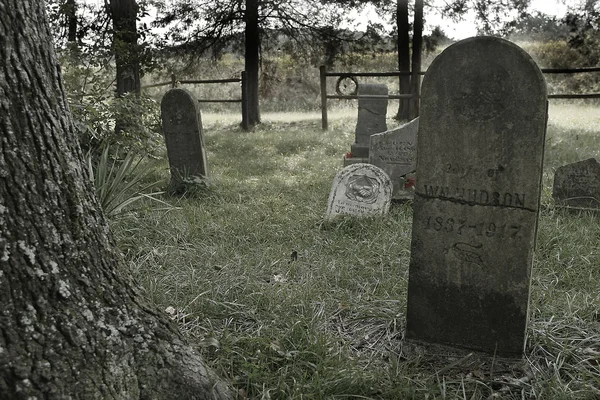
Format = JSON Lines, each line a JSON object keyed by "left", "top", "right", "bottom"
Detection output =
{"left": 111, "top": 103, "right": 600, "bottom": 399}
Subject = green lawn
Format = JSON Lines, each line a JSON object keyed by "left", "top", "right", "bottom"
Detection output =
{"left": 112, "top": 102, "right": 600, "bottom": 399}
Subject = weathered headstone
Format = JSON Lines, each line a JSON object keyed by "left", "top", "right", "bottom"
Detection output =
{"left": 161, "top": 88, "right": 208, "bottom": 194}
{"left": 553, "top": 158, "right": 600, "bottom": 211}
{"left": 344, "top": 84, "right": 388, "bottom": 166}
{"left": 406, "top": 37, "right": 548, "bottom": 357}
{"left": 325, "top": 163, "right": 393, "bottom": 219}
{"left": 369, "top": 117, "right": 419, "bottom": 200}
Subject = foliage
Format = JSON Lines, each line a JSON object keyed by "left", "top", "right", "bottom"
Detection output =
{"left": 72, "top": 92, "right": 164, "bottom": 157}
{"left": 564, "top": 0, "right": 600, "bottom": 67}
{"left": 89, "top": 144, "right": 162, "bottom": 217}
{"left": 440, "top": 0, "right": 531, "bottom": 34}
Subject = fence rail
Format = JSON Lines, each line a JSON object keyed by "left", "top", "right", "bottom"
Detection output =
{"left": 141, "top": 72, "right": 249, "bottom": 131}
{"left": 320, "top": 65, "right": 600, "bottom": 130}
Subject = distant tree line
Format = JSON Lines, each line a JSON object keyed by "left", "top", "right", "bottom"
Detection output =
{"left": 47, "top": 0, "right": 600, "bottom": 128}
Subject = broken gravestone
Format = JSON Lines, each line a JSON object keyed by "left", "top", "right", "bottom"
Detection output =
{"left": 369, "top": 117, "right": 418, "bottom": 200}
{"left": 406, "top": 37, "right": 548, "bottom": 357}
{"left": 325, "top": 163, "right": 392, "bottom": 219}
{"left": 553, "top": 158, "right": 600, "bottom": 211}
{"left": 344, "top": 84, "right": 388, "bottom": 166}
{"left": 161, "top": 88, "right": 208, "bottom": 194}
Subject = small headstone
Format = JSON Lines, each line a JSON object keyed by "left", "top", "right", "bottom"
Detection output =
{"left": 406, "top": 37, "right": 548, "bottom": 357}
{"left": 344, "top": 84, "right": 388, "bottom": 165}
{"left": 553, "top": 158, "right": 600, "bottom": 211}
{"left": 369, "top": 117, "right": 419, "bottom": 200}
{"left": 161, "top": 88, "right": 208, "bottom": 194}
{"left": 325, "top": 163, "right": 393, "bottom": 219}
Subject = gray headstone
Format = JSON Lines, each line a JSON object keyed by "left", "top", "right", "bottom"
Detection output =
{"left": 553, "top": 158, "right": 600, "bottom": 210}
{"left": 161, "top": 88, "right": 208, "bottom": 194}
{"left": 325, "top": 163, "right": 392, "bottom": 219}
{"left": 369, "top": 118, "right": 419, "bottom": 200}
{"left": 406, "top": 37, "right": 548, "bottom": 357}
{"left": 344, "top": 84, "right": 388, "bottom": 164}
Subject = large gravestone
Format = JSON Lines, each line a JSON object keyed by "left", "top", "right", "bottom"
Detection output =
{"left": 325, "top": 163, "right": 392, "bottom": 219}
{"left": 406, "top": 37, "right": 548, "bottom": 357}
{"left": 344, "top": 84, "right": 388, "bottom": 166}
{"left": 553, "top": 158, "right": 600, "bottom": 211}
{"left": 161, "top": 88, "right": 208, "bottom": 194}
{"left": 369, "top": 118, "right": 418, "bottom": 200}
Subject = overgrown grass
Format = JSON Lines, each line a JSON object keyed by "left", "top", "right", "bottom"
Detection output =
{"left": 112, "top": 103, "right": 600, "bottom": 399}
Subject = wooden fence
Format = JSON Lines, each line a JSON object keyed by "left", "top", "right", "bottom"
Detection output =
{"left": 319, "top": 65, "right": 600, "bottom": 130}
{"left": 142, "top": 71, "right": 249, "bottom": 131}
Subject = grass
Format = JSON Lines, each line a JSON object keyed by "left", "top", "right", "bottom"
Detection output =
{"left": 112, "top": 102, "right": 600, "bottom": 399}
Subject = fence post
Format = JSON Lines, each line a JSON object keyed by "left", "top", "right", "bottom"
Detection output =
{"left": 320, "top": 65, "right": 328, "bottom": 130}
{"left": 171, "top": 73, "right": 176, "bottom": 88}
{"left": 241, "top": 71, "right": 249, "bottom": 131}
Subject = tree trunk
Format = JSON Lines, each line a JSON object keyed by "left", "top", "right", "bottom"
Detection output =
{"left": 66, "top": 0, "right": 77, "bottom": 42}
{"left": 395, "top": 0, "right": 411, "bottom": 121}
{"left": 410, "top": 0, "right": 424, "bottom": 119}
{"left": 0, "top": 1, "right": 233, "bottom": 398}
{"left": 108, "top": 0, "right": 141, "bottom": 97}
{"left": 245, "top": 0, "right": 261, "bottom": 127}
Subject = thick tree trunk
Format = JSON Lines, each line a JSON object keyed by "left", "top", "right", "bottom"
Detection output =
{"left": 395, "top": 0, "right": 411, "bottom": 121}
{"left": 410, "top": 0, "right": 424, "bottom": 119}
{"left": 0, "top": 1, "right": 233, "bottom": 398}
{"left": 245, "top": 0, "right": 261, "bottom": 127}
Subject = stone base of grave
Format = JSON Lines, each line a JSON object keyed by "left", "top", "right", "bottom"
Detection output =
{"left": 350, "top": 143, "right": 369, "bottom": 158}
{"left": 402, "top": 340, "right": 526, "bottom": 368}
{"left": 343, "top": 156, "right": 368, "bottom": 166}
{"left": 393, "top": 190, "right": 414, "bottom": 202}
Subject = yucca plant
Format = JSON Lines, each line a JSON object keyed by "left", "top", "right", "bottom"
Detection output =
{"left": 88, "top": 145, "right": 162, "bottom": 217}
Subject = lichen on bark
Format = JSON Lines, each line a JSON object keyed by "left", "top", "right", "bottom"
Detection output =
{"left": 0, "top": 1, "right": 233, "bottom": 398}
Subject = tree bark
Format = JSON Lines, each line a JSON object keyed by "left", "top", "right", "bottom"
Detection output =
{"left": 0, "top": 1, "right": 233, "bottom": 398}
{"left": 245, "top": 0, "right": 261, "bottom": 127}
{"left": 66, "top": 0, "right": 77, "bottom": 42}
{"left": 108, "top": 0, "right": 141, "bottom": 97}
{"left": 395, "top": 0, "right": 411, "bottom": 121}
{"left": 410, "top": 0, "right": 424, "bottom": 119}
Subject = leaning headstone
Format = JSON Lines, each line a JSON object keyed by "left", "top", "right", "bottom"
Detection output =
{"left": 369, "top": 117, "right": 419, "bottom": 200}
{"left": 325, "top": 163, "right": 393, "bottom": 219}
{"left": 553, "top": 158, "right": 600, "bottom": 211}
{"left": 161, "top": 88, "right": 208, "bottom": 194}
{"left": 406, "top": 37, "right": 548, "bottom": 357}
{"left": 344, "top": 84, "right": 388, "bottom": 166}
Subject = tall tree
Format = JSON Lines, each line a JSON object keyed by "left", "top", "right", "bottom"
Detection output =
{"left": 154, "top": 0, "right": 346, "bottom": 129}
{"left": 396, "top": 0, "right": 411, "bottom": 120}
{"left": 410, "top": 0, "right": 423, "bottom": 119}
{"left": 245, "top": 0, "right": 261, "bottom": 126}
{"left": 0, "top": 0, "right": 233, "bottom": 397}
{"left": 108, "top": 0, "right": 141, "bottom": 97}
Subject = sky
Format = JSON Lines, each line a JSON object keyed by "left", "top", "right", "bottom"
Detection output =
{"left": 347, "top": 0, "right": 579, "bottom": 39}
{"left": 84, "top": 0, "right": 580, "bottom": 40}
{"left": 433, "top": 0, "right": 577, "bottom": 39}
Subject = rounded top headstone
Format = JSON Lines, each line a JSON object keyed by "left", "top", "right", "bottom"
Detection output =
{"left": 422, "top": 36, "right": 546, "bottom": 126}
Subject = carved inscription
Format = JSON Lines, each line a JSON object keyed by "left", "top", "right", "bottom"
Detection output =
{"left": 446, "top": 163, "right": 505, "bottom": 179}
{"left": 371, "top": 140, "right": 416, "bottom": 165}
{"left": 333, "top": 200, "right": 384, "bottom": 215}
{"left": 325, "top": 163, "right": 392, "bottom": 219}
{"left": 424, "top": 215, "right": 523, "bottom": 239}
{"left": 423, "top": 185, "right": 526, "bottom": 209}
{"left": 451, "top": 242, "right": 485, "bottom": 268}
